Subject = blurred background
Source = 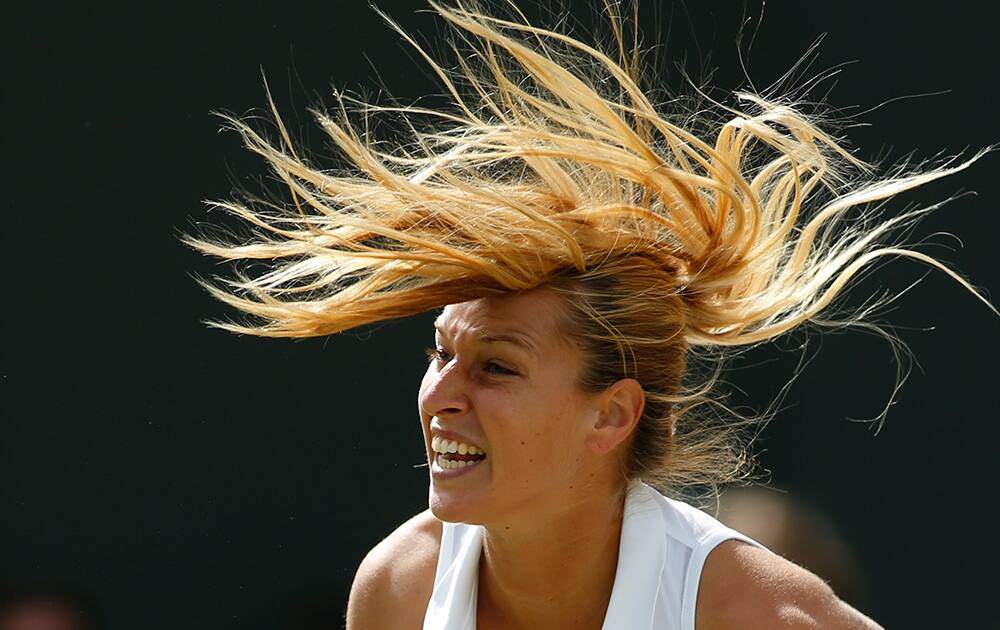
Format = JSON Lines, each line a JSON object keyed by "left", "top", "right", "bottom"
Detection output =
{"left": 2, "top": 1, "right": 997, "bottom": 628}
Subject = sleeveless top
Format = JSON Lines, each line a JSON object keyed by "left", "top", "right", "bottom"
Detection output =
{"left": 422, "top": 480, "right": 766, "bottom": 630}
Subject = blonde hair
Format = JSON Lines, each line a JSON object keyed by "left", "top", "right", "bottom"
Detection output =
{"left": 183, "top": 1, "right": 992, "bottom": 495}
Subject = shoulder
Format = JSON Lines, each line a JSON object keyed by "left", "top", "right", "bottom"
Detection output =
{"left": 695, "top": 540, "right": 882, "bottom": 630}
{"left": 345, "top": 509, "right": 442, "bottom": 630}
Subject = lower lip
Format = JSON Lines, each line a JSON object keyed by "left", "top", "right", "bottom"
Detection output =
{"left": 431, "top": 454, "right": 487, "bottom": 478}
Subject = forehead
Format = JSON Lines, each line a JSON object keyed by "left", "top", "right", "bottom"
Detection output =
{"left": 433, "top": 288, "right": 566, "bottom": 348}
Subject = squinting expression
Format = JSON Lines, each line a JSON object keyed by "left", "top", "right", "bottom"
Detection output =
{"left": 417, "top": 287, "right": 604, "bottom": 525}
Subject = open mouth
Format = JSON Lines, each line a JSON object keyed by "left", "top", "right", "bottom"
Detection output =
{"left": 432, "top": 435, "right": 487, "bottom": 470}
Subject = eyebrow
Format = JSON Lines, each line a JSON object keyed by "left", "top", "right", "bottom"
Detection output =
{"left": 433, "top": 322, "right": 538, "bottom": 355}
{"left": 478, "top": 333, "right": 537, "bottom": 354}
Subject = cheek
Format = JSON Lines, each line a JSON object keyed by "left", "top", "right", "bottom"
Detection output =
{"left": 498, "top": 393, "right": 584, "bottom": 472}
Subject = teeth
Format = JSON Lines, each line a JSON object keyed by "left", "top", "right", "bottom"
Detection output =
{"left": 435, "top": 454, "right": 483, "bottom": 470}
{"left": 431, "top": 436, "right": 485, "bottom": 456}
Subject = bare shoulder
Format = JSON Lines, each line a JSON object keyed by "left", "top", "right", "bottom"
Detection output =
{"left": 345, "top": 509, "right": 442, "bottom": 630}
{"left": 696, "top": 540, "right": 883, "bottom": 630}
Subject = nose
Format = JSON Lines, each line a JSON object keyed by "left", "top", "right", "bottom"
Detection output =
{"left": 419, "top": 359, "right": 471, "bottom": 419}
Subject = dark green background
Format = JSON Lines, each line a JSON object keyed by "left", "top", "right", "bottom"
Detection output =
{"left": 3, "top": 1, "right": 997, "bottom": 628}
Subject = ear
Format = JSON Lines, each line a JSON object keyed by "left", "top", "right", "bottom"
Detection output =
{"left": 585, "top": 378, "right": 645, "bottom": 455}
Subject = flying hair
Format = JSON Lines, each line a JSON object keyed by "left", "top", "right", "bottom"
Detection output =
{"left": 183, "top": 0, "right": 994, "bottom": 494}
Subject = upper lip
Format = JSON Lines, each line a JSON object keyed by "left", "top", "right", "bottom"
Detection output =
{"left": 430, "top": 427, "right": 485, "bottom": 451}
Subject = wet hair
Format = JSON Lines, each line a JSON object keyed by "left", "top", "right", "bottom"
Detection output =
{"left": 183, "top": 1, "right": 992, "bottom": 495}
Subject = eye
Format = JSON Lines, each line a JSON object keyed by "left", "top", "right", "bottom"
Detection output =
{"left": 423, "top": 347, "right": 518, "bottom": 376}
{"left": 483, "top": 362, "right": 517, "bottom": 376}
{"left": 424, "top": 346, "right": 451, "bottom": 364}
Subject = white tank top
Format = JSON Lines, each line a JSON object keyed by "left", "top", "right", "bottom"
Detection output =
{"left": 422, "top": 480, "right": 766, "bottom": 630}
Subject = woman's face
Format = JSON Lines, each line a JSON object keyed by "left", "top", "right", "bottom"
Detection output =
{"left": 418, "top": 287, "right": 608, "bottom": 525}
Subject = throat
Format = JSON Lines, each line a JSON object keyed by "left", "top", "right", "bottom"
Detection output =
{"left": 475, "top": 503, "right": 623, "bottom": 630}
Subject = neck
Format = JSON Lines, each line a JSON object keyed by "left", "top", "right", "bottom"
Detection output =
{"left": 476, "top": 480, "right": 629, "bottom": 630}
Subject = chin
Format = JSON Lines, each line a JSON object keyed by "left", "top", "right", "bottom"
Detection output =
{"left": 428, "top": 485, "right": 491, "bottom": 525}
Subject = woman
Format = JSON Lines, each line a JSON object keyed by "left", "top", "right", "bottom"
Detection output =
{"left": 184, "top": 2, "right": 991, "bottom": 628}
